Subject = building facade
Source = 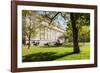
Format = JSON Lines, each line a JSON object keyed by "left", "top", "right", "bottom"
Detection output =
{"left": 23, "top": 15, "right": 65, "bottom": 46}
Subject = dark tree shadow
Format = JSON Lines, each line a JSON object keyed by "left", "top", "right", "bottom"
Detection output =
{"left": 22, "top": 52, "right": 74, "bottom": 62}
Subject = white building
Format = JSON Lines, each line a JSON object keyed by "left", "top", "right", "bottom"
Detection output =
{"left": 23, "top": 14, "right": 65, "bottom": 46}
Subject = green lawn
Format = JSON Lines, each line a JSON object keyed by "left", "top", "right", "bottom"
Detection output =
{"left": 22, "top": 43, "right": 90, "bottom": 62}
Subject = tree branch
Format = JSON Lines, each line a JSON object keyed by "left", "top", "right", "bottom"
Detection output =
{"left": 49, "top": 12, "right": 61, "bottom": 24}
{"left": 44, "top": 12, "right": 61, "bottom": 25}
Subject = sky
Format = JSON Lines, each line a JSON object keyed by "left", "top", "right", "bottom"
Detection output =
{"left": 36, "top": 11, "right": 67, "bottom": 30}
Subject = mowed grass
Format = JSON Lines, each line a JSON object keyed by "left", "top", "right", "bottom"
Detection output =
{"left": 22, "top": 43, "right": 90, "bottom": 62}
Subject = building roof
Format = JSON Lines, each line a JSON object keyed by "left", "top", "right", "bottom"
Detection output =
{"left": 41, "top": 21, "right": 65, "bottom": 33}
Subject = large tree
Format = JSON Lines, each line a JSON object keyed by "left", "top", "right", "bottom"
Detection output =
{"left": 70, "top": 13, "right": 80, "bottom": 53}
{"left": 71, "top": 13, "right": 90, "bottom": 53}
{"left": 45, "top": 12, "right": 90, "bottom": 53}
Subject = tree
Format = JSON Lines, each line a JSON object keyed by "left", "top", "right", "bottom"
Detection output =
{"left": 22, "top": 10, "right": 31, "bottom": 45}
{"left": 70, "top": 13, "right": 80, "bottom": 53}
{"left": 70, "top": 13, "right": 90, "bottom": 53}
{"left": 39, "top": 11, "right": 90, "bottom": 53}
{"left": 79, "top": 25, "right": 90, "bottom": 44}
{"left": 22, "top": 10, "right": 40, "bottom": 49}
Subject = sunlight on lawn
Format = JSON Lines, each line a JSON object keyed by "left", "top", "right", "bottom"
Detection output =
{"left": 22, "top": 43, "right": 90, "bottom": 62}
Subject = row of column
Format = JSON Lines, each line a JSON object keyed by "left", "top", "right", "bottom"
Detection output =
{"left": 39, "top": 27, "right": 59, "bottom": 41}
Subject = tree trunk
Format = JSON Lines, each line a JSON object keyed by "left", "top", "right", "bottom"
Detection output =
{"left": 28, "top": 33, "right": 31, "bottom": 49}
{"left": 24, "top": 15, "right": 27, "bottom": 45}
{"left": 70, "top": 13, "right": 80, "bottom": 53}
{"left": 28, "top": 17, "right": 32, "bottom": 49}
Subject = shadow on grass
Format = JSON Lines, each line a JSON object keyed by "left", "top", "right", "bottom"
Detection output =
{"left": 39, "top": 45, "right": 73, "bottom": 48}
{"left": 22, "top": 52, "right": 74, "bottom": 62}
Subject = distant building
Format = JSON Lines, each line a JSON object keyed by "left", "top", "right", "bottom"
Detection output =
{"left": 23, "top": 15, "right": 65, "bottom": 46}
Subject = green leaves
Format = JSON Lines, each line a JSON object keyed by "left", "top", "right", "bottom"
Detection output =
{"left": 79, "top": 25, "right": 90, "bottom": 42}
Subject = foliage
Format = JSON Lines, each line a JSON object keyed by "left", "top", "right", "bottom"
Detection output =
{"left": 63, "top": 13, "right": 90, "bottom": 43}
{"left": 79, "top": 25, "right": 90, "bottom": 42}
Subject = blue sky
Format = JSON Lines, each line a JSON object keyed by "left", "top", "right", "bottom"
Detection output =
{"left": 36, "top": 11, "right": 67, "bottom": 30}
{"left": 55, "top": 15, "right": 67, "bottom": 30}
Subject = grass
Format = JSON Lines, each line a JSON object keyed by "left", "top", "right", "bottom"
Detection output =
{"left": 22, "top": 43, "right": 90, "bottom": 62}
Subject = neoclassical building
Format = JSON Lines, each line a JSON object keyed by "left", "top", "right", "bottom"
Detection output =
{"left": 34, "top": 23, "right": 65, "bottom": 41}
{"left": 23, "top": 15, "right": 65, "bottom": 46}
